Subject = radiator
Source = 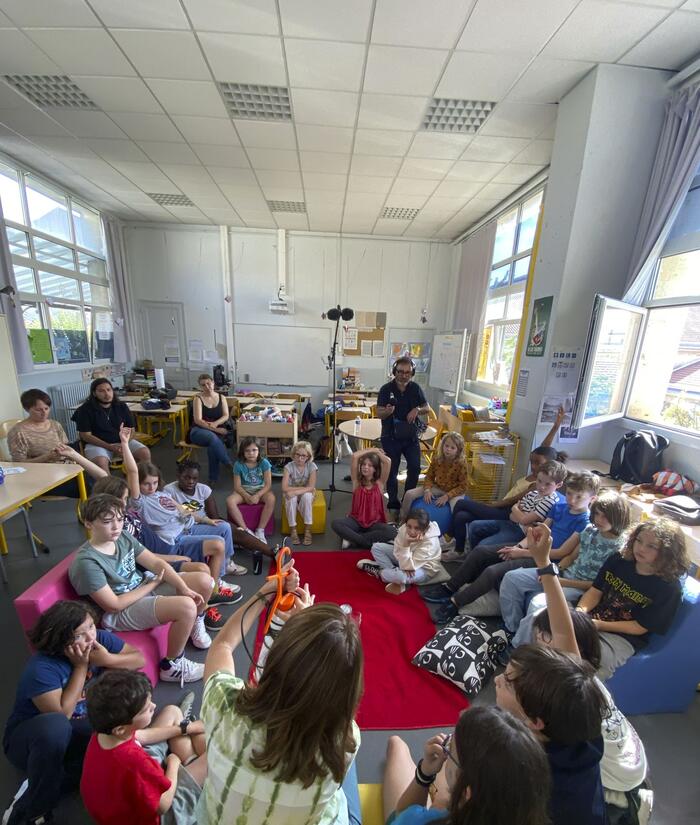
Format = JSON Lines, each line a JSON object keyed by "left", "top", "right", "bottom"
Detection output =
{"left": 50, "top": 380, "right": 93, "bottom": 442}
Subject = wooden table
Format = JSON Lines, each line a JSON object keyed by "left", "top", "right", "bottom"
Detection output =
{"left": 127, "top": 402, "right": 187, "bottom": 446}
{"left": 326, "top": 406, "right": 373, "bottom": 436}
{"left": 0, "top": 462, "right": 87, "bottom": 581}
{"left": 338, "top": 418, "right": 437, "bottom": 442}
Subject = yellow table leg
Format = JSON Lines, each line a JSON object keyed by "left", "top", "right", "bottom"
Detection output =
{"left": 0, "top": 526, "right": 7, "bottom": 555}
{"left": 77, "top": 470, "right": 87, "bottom": 502}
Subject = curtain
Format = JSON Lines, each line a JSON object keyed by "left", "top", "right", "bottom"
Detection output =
{"left": 103, "top": 216, "right": 136, "bottom": 363}
{"left": 623, "top": 82, "right": 700, "bottom": 304}
{"left": 0, "top": 198, "right": 33, "bottom": 374}
{"left": 453, "top": 220, "right": 497, "bottom": 379}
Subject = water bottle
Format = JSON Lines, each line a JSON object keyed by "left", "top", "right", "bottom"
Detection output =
{"left": 0, "top": 465, "right": 4, "bottom": 486}
{"left": 252, "top": 550, "right": 263, "bottom": 575}
{"left": 354, "top": 416, "right": 361, "bottom": 436}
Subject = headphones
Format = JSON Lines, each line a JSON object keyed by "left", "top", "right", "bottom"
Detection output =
{"left": 392, "top": 358, "right": 416, "bottom": 377}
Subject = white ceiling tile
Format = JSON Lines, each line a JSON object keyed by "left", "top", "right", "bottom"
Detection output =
{"left": 460, "top": 135, "right": 528, "bottom": 162}
{"left": 273, "top": 212, "right": 309, "bottom": 230}
{"left": 619, "top": 11, "right": 700, "bottom": 70}
{"left": 146, "top": 80, "right": 228, "bottom": 118}
{"left": 183, "top": 0, "right": 279, "bottom": 35}
{"left": 0, "top": 0, "right": 100, "bottom": 26}
{"left": 110, "top": 112, "right": 182, "bottom": 141}
{"left": 291, "top": 88, "right": 359, "bottom": 127}
{"left": 681, "top": 0, "right": 700, "bottom": 9}
{"left": 538, "top": 120, "right": 556, "bottom": 139}
{"left": 247, "top": 147, "right": 300, "bottom": 170}
{"left": 479, "top": 101, "right": 558, "bottom": 139}
{"left": 399, "top": 157, "right": 453, "bottom": 179}
{"left": 390, "top": 178, "right": 438, "bottom": 196}
{"left": 138, "top": 141, "right": 199, "bottom": 163}
{"left": 302, "top": 171, "right": 347, "bottom": 189}
{"left": 89, "top": 0, "right": 188, "bottom": 28}
{"left": 207, "top": 166, "right": 258, "bottom": 184}
{"left": 70, "top": 77, "right": 162, "bottom": 114}
{"left": 542, "top": 0, "right": 670, "bottom": 62}
{"left": 354, "top": 129, "right": 413, "bottom": 156}
{"left": 198, "top": 32, "right": 286, "bottom": 84}
{"left": 342, "top": 217, "right": 377, "bottom": 233}
{"left": 300, "top": 151, "right": 350, "bottom": 173}
{"left": 0, "top": 29, "right": 62, "bottom": 74}
{"left": 262, "top": 186, "right": 304, "bottom": 201}
{"left": 112, "top": 30, "right": 210, "bottom": 80}
{"left": 420, "top": 196, "right": 465, "bottom": 216}
{"left": 431, "top": 179, "right": 484, "bottom": 198}
{"left": 374, "top": 218, "right": 411, "bottom": 235}
{"left": 458, "top": 0, "right": 579, "bottom": 55}
{"left": 305, "top": 189, "right": 345, "bottom": 209}
{"left": 285, "top": 39, "right": 365, "bottom": 92}
{"left": 466, "top": 196, "right": 504, "bottom": 212}
{"left": 189, "top": 193, "right": 234, "bottom": 210}
{"left": 350, "top": 155, "right": 402, "bottom": 176}
{"left": 165, "top": 205, "right": 210, "bottom": 222}
{"left": 31, "top": 135, "right": 98, "bottom": 159}
{"left": 477, "top": 181, "right": 522, "bottom": 200}
{"left": 46, "top": 110, "right": 127, "bottom": 139}
{"left": 0, "top": 109, "right": 71, "bottom": 137}
{"left": 279, "top": 0, "right": 373, "bottom": 41}
{"left": 347, "top": 175, "right": 394, "bottom": 194}
{"left": 364, "top": 45, "right": 447, "bottom": 96}
{"left": 171, "top": 115, "right": 240, "bottom": 145}
{"left": 372, "top": 0, "right": 472, "bottom": 48}
{"left": 437, "top": 51, "right": 529, "bottom": 100}
{"left": 193, "top": 145, "right": 250, "bottom": 167}
{"left": 512, "top": 139, "right": 553, "bottom": 165}
{"left": 492, "top": 163, "right": 544, "bottom": 185}
{"left": 256, "top": 169, "right": 303, "bottom": 188}
{"left": 224, "top": 187, "right": 269, "bottom": 209}
{"left": 384, "top": 193, "right": 428, "bottom": 209}
{"left": 621, "top": 0, "right": 685, "bottom": 7}
{"left": 296, "top": 124, "right": 354, "bottom": 153}
{"left": 408, "top": 132, "right": 472, "bottom": 159}
{"left": 159, "top": 164, "right": 213, "bottom": 184}
{"left": 357, "top": 94, "right": 428, "bottom": 130}
{"left": 25, "top": 29, "right": 136, "bottom": 76}
{"left": 344, "top": 192, "right": 386, "bottom": 212}
{"left": 0, "top": 82, "right": 34, "bottom": 109}
{"left": 202, "top": 208, "right": 245, "bottom": 225}
{"left": 447, "top": 160, "right": 504, "bottom": 181}
{"left": 234, "top": 121, "right": 297, "bottom": 149}
{"left": 508, "top": 58, "right": 595, "bottom": 104}
{"left": 236, "top": 209, "right": 277, "bottom": 228}
{"left": 110, "top": 160, "right": 171, "bottom": 184}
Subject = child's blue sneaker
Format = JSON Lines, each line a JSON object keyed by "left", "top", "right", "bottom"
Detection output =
{"left": 421, "top": 583, "right": 453, "bottom": 603}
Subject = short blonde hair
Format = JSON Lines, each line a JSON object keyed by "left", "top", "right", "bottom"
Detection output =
{"left": 292, "top": 440, "right": 314, "bottom": 461}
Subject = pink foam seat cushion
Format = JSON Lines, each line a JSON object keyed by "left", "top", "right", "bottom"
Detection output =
{"left": 14, "top": 551, "right": 169, "bottom": 686}
{"left": 238, "top": 504, "right": 275, "bottom": 536}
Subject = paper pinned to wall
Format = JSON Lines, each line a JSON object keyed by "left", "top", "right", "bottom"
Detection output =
{"left": 163, "top": 336, "right": 180, "bottom": 364}
{"left": 361, "top": 339, "right": 373, "bottom": 356}
{"left": 343, "top": 327, "right": 358, "bottom": 350}
{"left": 188, "top": 338, "right": 204, "bottom": 363}
{"left": 372, "top": 339, "right": 385, "bottom": 357}
{"left": 204, "top": 349, "right": 218, "bottom": 363}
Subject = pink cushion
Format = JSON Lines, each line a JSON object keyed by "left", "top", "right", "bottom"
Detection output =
{"left": 238, "top": 504, "right": 275, "bottom": 536}
{"left": 14, "top": 551, "right": 169, "bottom": 686}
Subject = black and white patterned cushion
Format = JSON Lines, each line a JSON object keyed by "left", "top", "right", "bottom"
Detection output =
{"left": 412, "top": 615, "right": 508, "bottom": 697}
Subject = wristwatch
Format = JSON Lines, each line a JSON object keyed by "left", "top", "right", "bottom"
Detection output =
{"left": 179, "top": 719, "right": 189, "bottom": 736}
{"left": 536, "top": 562, "right": 559, "bottom": 577}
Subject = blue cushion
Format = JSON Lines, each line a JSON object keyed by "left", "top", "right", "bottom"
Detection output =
{"left": 409, "top": 498, "right": 453, "bottom": 535}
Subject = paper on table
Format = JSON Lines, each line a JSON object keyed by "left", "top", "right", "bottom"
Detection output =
{"left": 2, "top": 466, "right": 26, "bottom": 474}
{"left": 478, "top": 453, "right": 506, "bottom": 465}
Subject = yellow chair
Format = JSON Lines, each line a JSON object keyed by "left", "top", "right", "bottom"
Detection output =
{"left": 176, "top": 440, "right": 203, "bottom": 463}
{"left": 280, "top": 489, "right": 327, "bottom": 535}
{"left": 0, "top": 418, "right": 23, "bottom": 461}
{"left": 359, "top": 784, "right": 384, "bottom": 825}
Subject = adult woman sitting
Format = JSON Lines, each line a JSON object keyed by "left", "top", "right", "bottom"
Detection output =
{"left": 201, "top": 563, "right": 363, "bottom": 824}
{"left": 8, "top": 389, "right": 106, "bottom": 495}
{"left": 189, "top": 373, "right": 235, "bottom": 484}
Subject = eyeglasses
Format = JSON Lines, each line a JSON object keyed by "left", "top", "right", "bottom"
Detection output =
{"left": 395, "top": 369, "right": 412, "bottom": 375}
{"left": 441, "top": 733, "right": 459, "bottom": 768}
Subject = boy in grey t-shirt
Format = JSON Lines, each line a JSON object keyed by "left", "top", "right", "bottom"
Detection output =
{"left": 69, "top": 494, "right": 217, "bottom": 684}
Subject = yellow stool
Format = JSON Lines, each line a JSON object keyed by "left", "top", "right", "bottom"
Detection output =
{"left": 359, "top": 784, "right": 383, "bottom": 825}
{"left": 280, "top": 489, "right": 327, "bottom": 535}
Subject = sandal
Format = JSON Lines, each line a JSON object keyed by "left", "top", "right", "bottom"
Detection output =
{"left": 290, "top": 529, "right": 301, "bottom": 545}
{"left": 303, "top": 528, "right": 313, "bottom": 546}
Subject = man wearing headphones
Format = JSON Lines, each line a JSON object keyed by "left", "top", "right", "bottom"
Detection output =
{"left": 376, "top": 356, "right": 429, "bottom": 512}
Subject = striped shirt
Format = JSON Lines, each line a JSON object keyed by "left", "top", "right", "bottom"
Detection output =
{"left": 199, "top": 671, "right": 360, "bottom": 825}
{"left": 516, "top": 489, "right": 558, "bottom": 534}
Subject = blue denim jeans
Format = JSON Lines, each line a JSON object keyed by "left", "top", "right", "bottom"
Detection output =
{"left": 452, "top": 498, "right": 509, "bottom": 551}
{"left": 381, "top": 436, "right": 421, "bottom": 509}
{"left": 341, "top": 757, "right": 362, "bottom": 825}
{"left": 189, "top": 426, "right": 233, "bottom": 482}
{"left": 467, "top": 518, "right": 524, "bottom": 549}
{"left": 173, "top": 522, "right": 235, "bottom": 576}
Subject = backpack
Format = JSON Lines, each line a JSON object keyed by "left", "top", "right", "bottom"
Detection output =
{"left": 609, "top": 430, "right": 669, "bottom": 484}
{"left": 652, "top": 495, "right": 700, "bottom": 525}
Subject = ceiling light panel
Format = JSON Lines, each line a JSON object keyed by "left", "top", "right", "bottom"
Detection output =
{"left": 218, "top": 83, "right": 291, "bottom": 121}
{"left": 381, "top": 206, "right": 421, "bottom": 220}
{"left": 423, "top": 98, "right": 496, "bottom": 134}
{"left": 4, "top": 75, "right": 98, "bottom": 109}
{"left": 267, "top": 200, "right": 307, "bottom": 213}
{"left": 148, "top": 192, "right": 195, "bottom": 207}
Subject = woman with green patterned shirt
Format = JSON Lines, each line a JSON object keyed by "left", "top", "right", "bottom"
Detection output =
{"left": 200, "top": 563, "right": 364, "bottom": 825}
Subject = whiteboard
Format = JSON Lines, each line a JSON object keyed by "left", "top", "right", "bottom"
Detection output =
{"left": 429, "top": 331, "right": 470, "bottom": 392}
{"left": 234, "top": 323, "right": 331, "bottom": 386}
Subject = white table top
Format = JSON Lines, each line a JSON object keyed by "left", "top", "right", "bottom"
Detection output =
{"left": 0, "top": 462, "right": 84, "bottom": 517}
{"left": 127, "top": 402, "right": 186, "bottom": 414}
{"left": 338, "top": 418, "right": 436, "bottom": 442}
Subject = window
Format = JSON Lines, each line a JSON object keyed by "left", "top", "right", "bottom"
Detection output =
{"left": 0, "top": 156, "right": 110, "bottom": 368}
{"left": 474, "top": 189, "right": 544, "bottom": 389}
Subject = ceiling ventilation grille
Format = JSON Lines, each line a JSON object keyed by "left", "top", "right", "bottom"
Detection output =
{"left": 147, "top": 193, "right": 195, "bottom": 207}
{"left": 3, "top": 75, "right": 99, "bottom": 109}
{"left": 267, "top": 200, "right": 306, "bottom": 213}
{"left": 381, "top": 206, "right": 420, "bottom": 220}
{"left": 423, "top": 98, "right": 495, "bottom": 134}
{"left": 218, "top": 83, "right": 292, "bottom": 121}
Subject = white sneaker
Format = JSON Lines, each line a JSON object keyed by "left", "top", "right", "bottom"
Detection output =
{"left": 160, "top": 655, "right": 205, "bottom": 685}
{"left": 341, "top": 539, "right": 351, "bottom": 549}
{"left": 2, "top": 779, "right": 28, "bottom": 825}
{"left": 254, "top": 528, "right": 267, "bottom": 543}
{"left": 189, "top": 615, "right": 212, "bottom": 650}
{"left": 439, "top": 536, "right": 456, "bottom": 552}
{"left": 441, "top": 549, "right": 465, "bottom": 562}
{"left": 225, "top": 559, "right": 248, "bottom": 575}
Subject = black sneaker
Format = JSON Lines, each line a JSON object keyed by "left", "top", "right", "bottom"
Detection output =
{"left": 434, "top": 601, "right": 458, "bottom": 626}
{"left": 203, "top": 606, "right": 226, "bottom": 632}
{"left": 421, "top": 583, "right": 453, "bottom": 603}
{"left": 356, "top": 559, "right": 382, "bottom": 578}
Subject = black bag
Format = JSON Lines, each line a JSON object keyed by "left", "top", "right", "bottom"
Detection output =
{"left": 609, "top": 430, "right": 669, "bottom": 484}
{"left": 653, "top": 495, "right": 700, "bottom": 525}
{"left": 392, "top": 419, "right": 417, "bottom": 441}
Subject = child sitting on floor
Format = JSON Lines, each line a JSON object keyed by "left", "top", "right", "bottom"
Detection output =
{"left": 81, "top": 670, "right": 206, "bottom": 825}
{"left": 226, "top": 437, "right": 276, "bottom": 543}
{"left": 281, "top": 440, "right": 318, "bottom": 546}
{"left": 501, "top": 490, "right": 632, "bottom": 645}
{"left": 358, "top": 508, "right": 441, "bottom": 595}
{"left": 399, "top": 432, "right": 469, "bottom": 521}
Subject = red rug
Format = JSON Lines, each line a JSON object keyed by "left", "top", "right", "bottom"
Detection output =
{"left": 252, "top": 551, "right": 469, "bottom": 730}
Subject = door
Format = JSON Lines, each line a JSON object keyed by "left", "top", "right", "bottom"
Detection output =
{"left": 138, "top": 301, "right": 188, "bottom": 389}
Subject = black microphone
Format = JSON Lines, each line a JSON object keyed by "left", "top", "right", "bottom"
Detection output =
{"left": 326, "top": 305, "right": 354, "bottom": 321}
{"left": 340, "top": 307, "right": 354, "bottom": 321}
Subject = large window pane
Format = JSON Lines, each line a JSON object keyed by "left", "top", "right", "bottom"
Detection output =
{"left": 492, "top": 207, "right": 517, "bottom": 264}
{"left": 489, "top": 263, "right": 510, "bottom": 289}
{"left": 23, "top": 303, "right": 53, "bottom": 364}
{"left": 48, "top": 305, "right": 89, "bottom": 364}
{"left": 77, "top": 251, "right": 107, "bottom": 280}
{"left": 627, "top": 305, "right": 700, "bottom": 435}
{"left": 38, "top": 269, "right": 80, "bottom": 300}
{"left": 516, "top": 192, "right": 543, "bottom": 253}
{"left": 485, "top": 295, "right": 506, "bottom": 323}
{"left": 6, "top": 226, "right": 29, "bottom": 257}
{"left": 34, "top": 236, "right": 75, "bottom": 270}
{"left": 25, "top": 175, "right": 71, "bottom": 241}
{"left": 72, "top": 201, "right": 103, "bottom": 254}
{"left": 14, "top": 264, "right": 36, "bottom": 294}
{"left": 0, "top": 163, "right": 24, "bottom": 223}
{"left": 653, "top": 250, "right": 700, "bottom": 301}
{"left": 506, "top": 289, "right": 525, "bottom": 320}
{"left": 82, "top": 281, "right": 109, "bottom": 305}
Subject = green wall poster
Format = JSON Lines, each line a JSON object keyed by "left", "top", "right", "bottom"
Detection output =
{"left": 28, "top": 329, "right": 52, "bottom": 364}
{"left": 526, "top": 296, "right": 554, "bottom": 357}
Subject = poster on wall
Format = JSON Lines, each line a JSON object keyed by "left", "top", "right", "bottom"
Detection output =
{"left": 389, "top": 341, "right": 432, "bottom": 373}
{"left": 526, "top": 296, "right": 553, "bottom": 357}
{"left": 342, "top": 309, "right": 386, "bottom": 356}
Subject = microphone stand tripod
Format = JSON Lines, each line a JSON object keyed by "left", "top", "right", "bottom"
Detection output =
{"left": 323, "top": 313, "right": 351, "bottom": 508}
